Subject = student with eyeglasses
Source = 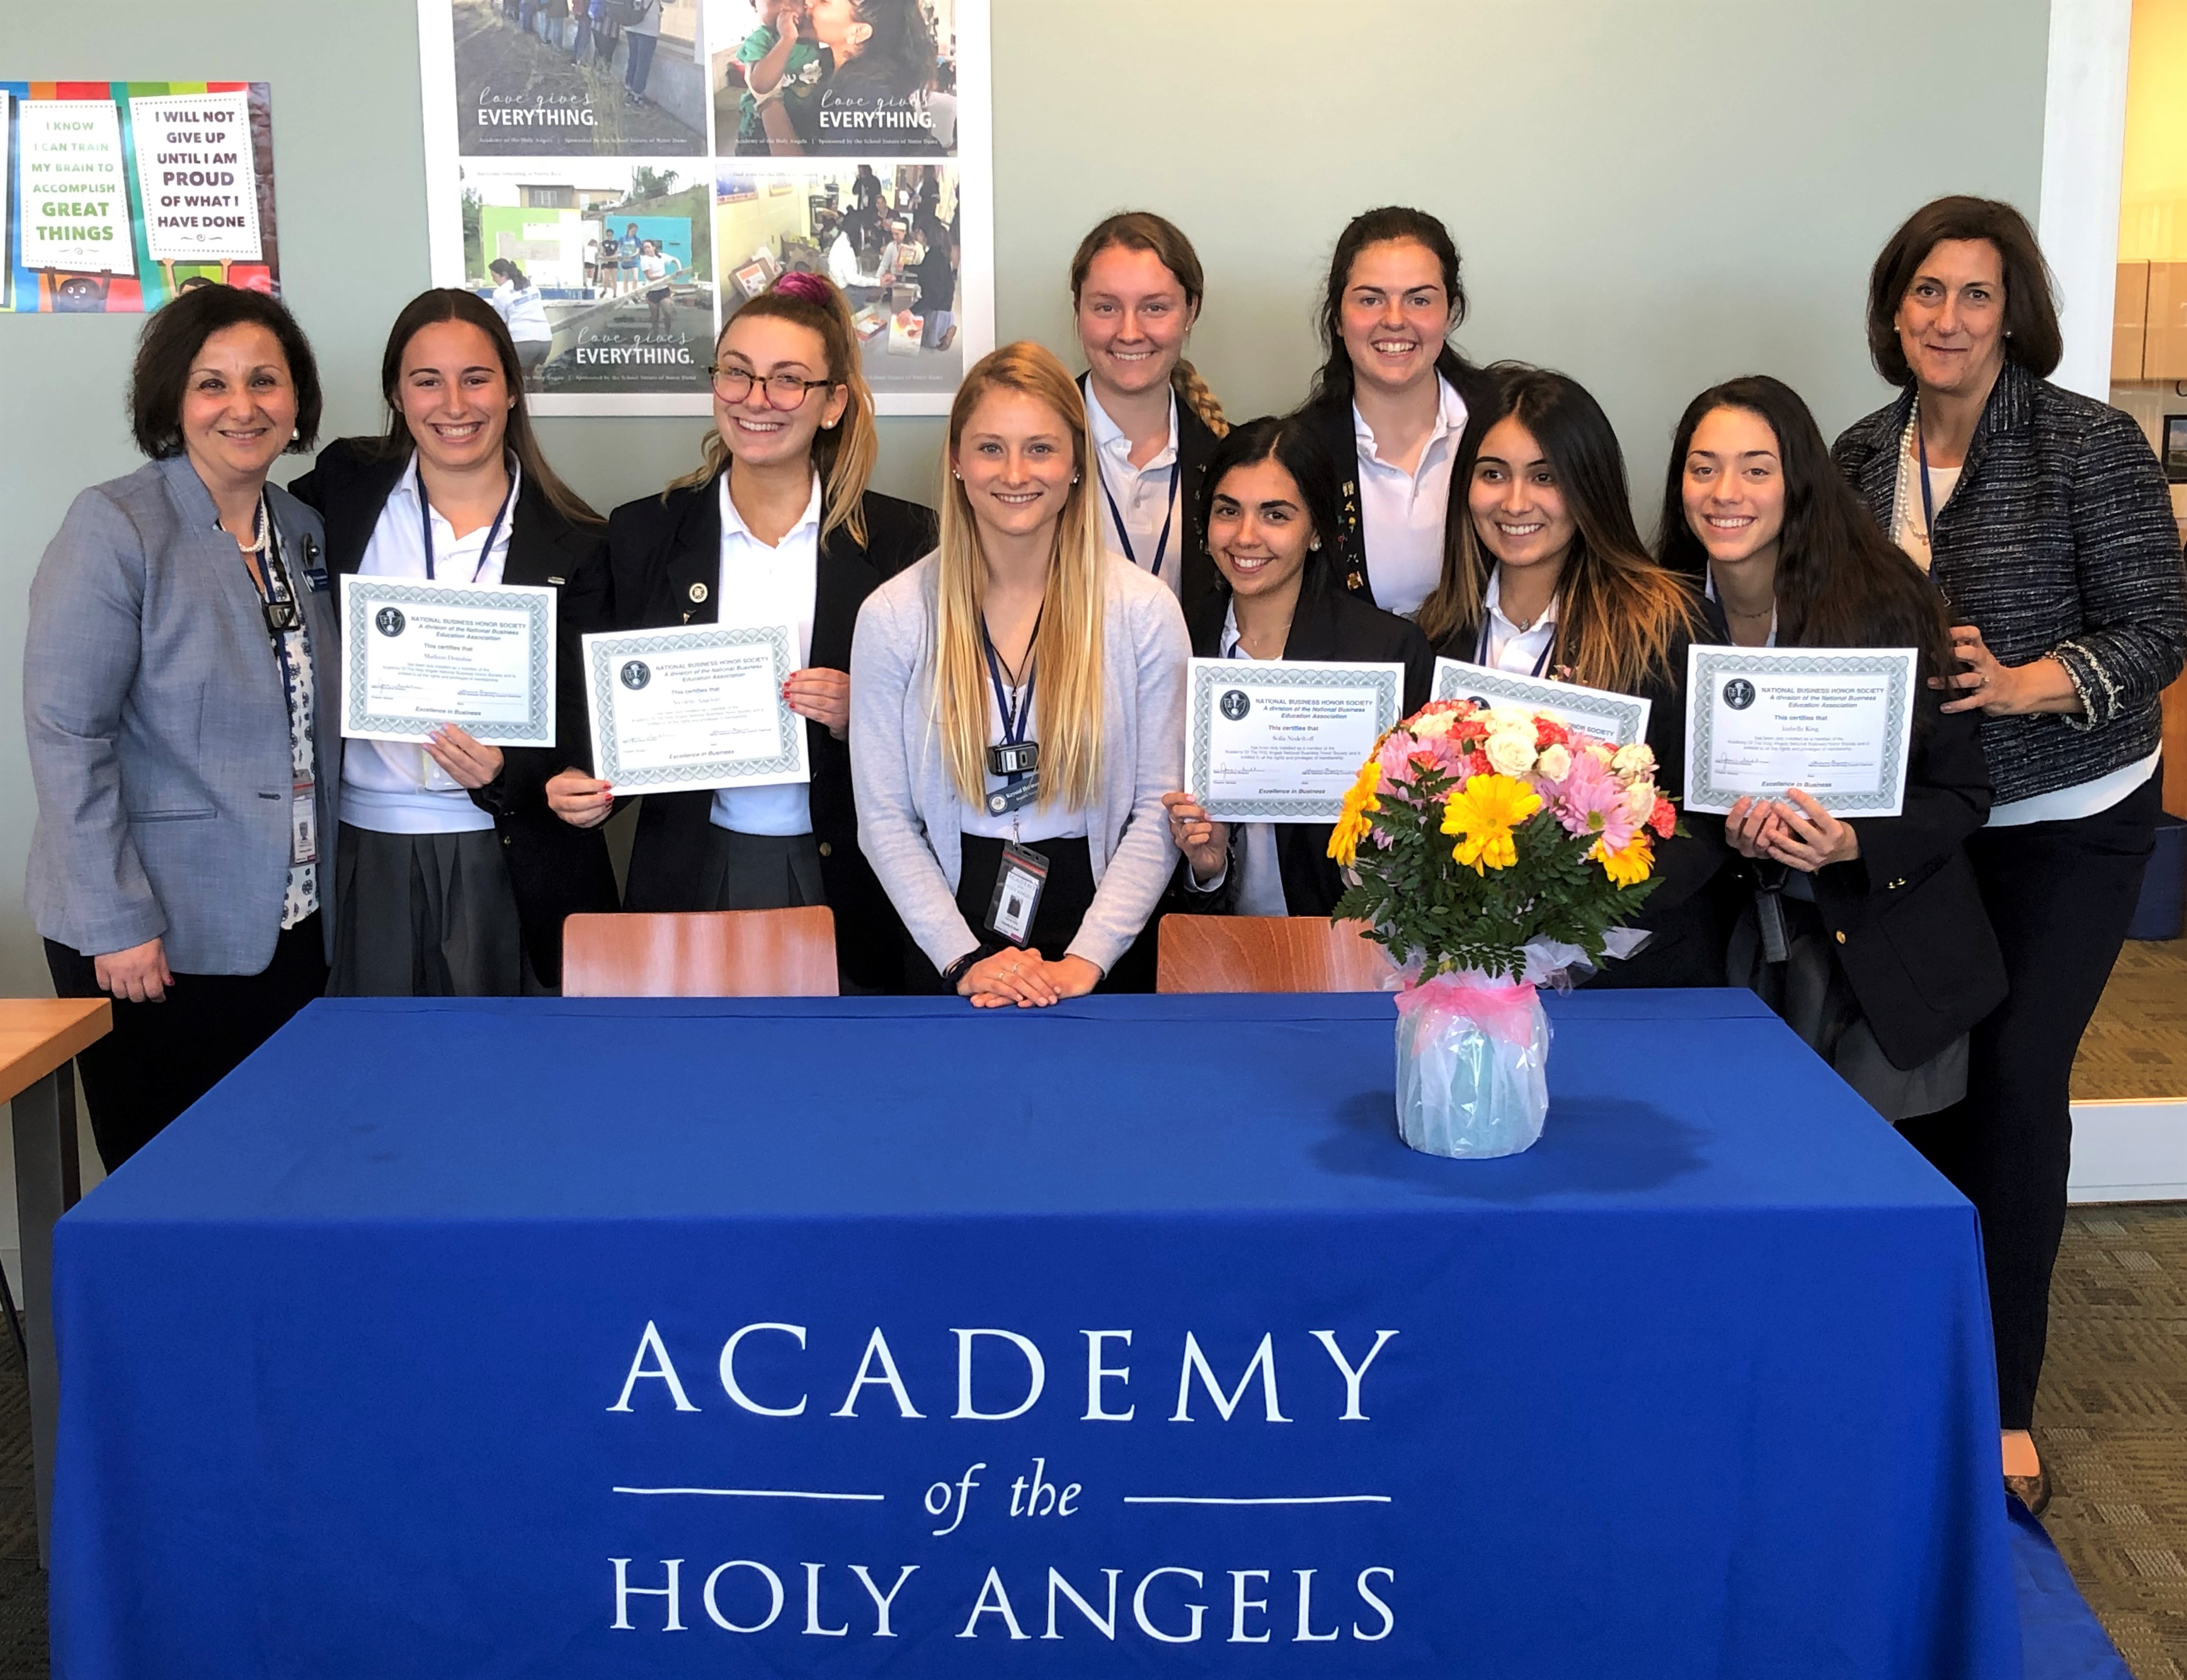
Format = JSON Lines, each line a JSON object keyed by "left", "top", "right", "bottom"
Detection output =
{"left": 552, "top": 272, "right": 935, "bottom": 990}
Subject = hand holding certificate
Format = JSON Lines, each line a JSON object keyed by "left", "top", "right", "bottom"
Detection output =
{"left": 583, "top": 623, "right": 810, "bottom": 795}
{"left": 1185, "top": 659, "right": 1404, "bottom": 822}
{"left": 341, "top": 575, "right": 557, "bottom": 747}
{"left": 1683, "top": 645, "right": 1918, "bottom": 817}
{"left": 1431, "top": 657, "right": 1651, "bottom": 748}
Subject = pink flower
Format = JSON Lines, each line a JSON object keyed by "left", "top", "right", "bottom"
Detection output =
{"left": 1551, "top": 749, "right": 1640, "bottom": 852}
{"left": 1375, "top": 730, "right": 1424, "bottom": 787}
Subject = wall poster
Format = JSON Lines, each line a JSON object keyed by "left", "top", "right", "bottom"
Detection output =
{"left": 416, "top": 0, "right": 992, "bottom": 416}
{"left": 2, "top": 80, "right": 280, "bottom": 313}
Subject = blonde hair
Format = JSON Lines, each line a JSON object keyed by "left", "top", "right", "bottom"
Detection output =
{"left": 669, "top": 273, "right": 879, "bottom": 547}
{"left": 1069, "top": 211, "right": 1229, "bottom": 438}
{"left": 935, "top": 342, "right": 1108, "bottom": 812}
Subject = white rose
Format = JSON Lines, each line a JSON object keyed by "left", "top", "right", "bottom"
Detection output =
{"left": 1535, "top": 743, "right": 1573, "bottom": 781}
{"left": 1483, "top": 705, "right": 1536, "bottom": 737}
{"left": 1411, "top": 709, "right": 1455, "bottom": 740}
{"left": 1612, "top": 742, "right": 1658, "bottom": 778}
{"left": 1623, "top": 780, "right": 1658, "bottom": 823}
{"left": 1586, "top": 742, "right": 1616, "bottom": 767}
{"left": 1485, "top": 727, "right": 1538, "bottom": 777}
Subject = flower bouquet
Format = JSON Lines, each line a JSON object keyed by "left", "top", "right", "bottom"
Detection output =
{"left": 1329, "top": 700, "right": 1678, "bottom": 1158}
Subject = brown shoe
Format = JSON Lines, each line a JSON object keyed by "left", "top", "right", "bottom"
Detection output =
{"left": 2005, "top": 1464, "right": 2052, "bottom": 1518}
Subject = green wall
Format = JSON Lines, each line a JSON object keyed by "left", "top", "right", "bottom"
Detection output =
{"left": 0, "top": 0, "right": 2052, "bottom": 995}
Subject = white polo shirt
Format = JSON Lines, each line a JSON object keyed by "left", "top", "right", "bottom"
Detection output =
{"left": 709, "top": 474, "right": 820, "bottom": 837}
{"left": 340, "top": 458, "right": 517, "bottom": 835}
{"left": 1352, "top": 372, "right": 1468, "bottom": 616}
{"left": 1478, "top": 567, "right": 1559, "bottom": 675}
{"left": 1086, "top": 380, "right": 1183, "bottom": 598}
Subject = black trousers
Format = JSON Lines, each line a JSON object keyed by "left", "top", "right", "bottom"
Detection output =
{"left": 45, "top": 915, "right": 327, "bottom": 1172}
{"left": 905, "top": 835, "right": 1157, "bottom": 995}
{"left": 1898, "top": 777, "right": 2158, "bottom": 1430}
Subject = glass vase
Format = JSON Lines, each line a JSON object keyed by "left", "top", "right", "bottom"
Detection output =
{"left": 1392, "top": 971, "right": 1551, "bottom": 1158}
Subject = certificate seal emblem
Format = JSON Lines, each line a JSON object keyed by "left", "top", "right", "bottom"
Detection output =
{"left": 1722, "top": 678, "right": 1757, "bottom": 710}
{"left": 1219, "top": 689, "right": 1252, "bottom": 721}
{"left": 373, "top": 607, "right": 406, "bottom": 638}
{"left": 620, "top": 660, "right": 652, "bottom": 691}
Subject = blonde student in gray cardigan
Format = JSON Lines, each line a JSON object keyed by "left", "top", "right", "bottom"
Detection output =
{"left": 850, "top": 547, "right": 1189, "bottom": 993}
{"left": 850, "top": 342, "right": 1190, "bottom": 1005}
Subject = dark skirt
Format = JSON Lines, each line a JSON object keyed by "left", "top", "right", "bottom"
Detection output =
{"left": 697, "top": 826, "right": 825, "bottom": 911}
{"left": 331, "top": 825, "right": 528, "bottom": 997}
{"left": 1728, "top": 890, "right": 1966, "bottom": 1121}
{"left": 905, "top": 834, "right": 1156, "bottom": 995}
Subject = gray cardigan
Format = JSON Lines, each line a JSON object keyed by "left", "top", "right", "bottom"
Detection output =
{"left": 850, "top": 551, "right": 1188, "bottom": 975}
{"left": 24, "top": 455, "right": 342, "bottom": 972}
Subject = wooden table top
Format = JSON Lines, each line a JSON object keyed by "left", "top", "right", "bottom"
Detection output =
{"left": 0, "top": 1000, "right": 111, "bottom": 1107}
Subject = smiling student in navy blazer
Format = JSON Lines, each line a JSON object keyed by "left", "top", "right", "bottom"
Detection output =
{"left": 288, "top": 288, "right": 617, "bottom": 993}
{"left": 1161, "top": 414, "right": 1434, "bottom": 919}
{"left": 550, "top": 272, "right": 935, "bottom": 992}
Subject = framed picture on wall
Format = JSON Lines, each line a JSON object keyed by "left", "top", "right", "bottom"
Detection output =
{"left": 2164, "top": 413, "right": 2187, "bottom": 483}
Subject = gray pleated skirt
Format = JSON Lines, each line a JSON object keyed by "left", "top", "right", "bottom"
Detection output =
{"left": 698, "top": 826, "right": 825, "bottom": 911}
{"left": 1728, "top": 892, "right": 1967, "bottom": 1122}
{"left": 331, "top": 823, "right": 529, "bottom": 997}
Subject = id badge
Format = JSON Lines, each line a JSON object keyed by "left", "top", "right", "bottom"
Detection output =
{"left": 985, "top": 842, "right": 1049, "bottom": 947}
{"left": 985, "top": 772, "right": 1040, "bottom": 818}
{"left": 290, "top": 780, "right": 318, "bottom": 865}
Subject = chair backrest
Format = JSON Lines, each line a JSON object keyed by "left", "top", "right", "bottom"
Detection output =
{"left": 561, "top": 908, "right": 840, "bottom": 998}
{"left": 1156, "top": 916, "right": 1396, "bottom": 994}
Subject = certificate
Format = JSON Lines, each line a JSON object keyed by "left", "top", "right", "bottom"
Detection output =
{"left": 582, "top": 623, "right": 809, "bottom": 794}
{"left": 341, "top": 575, "right": 556, "bottom": 747}
{"left": 1684, "top": 645, "right": 1919, "bottom": 817}
{"left": 1185, "top": 659, "right": 1404, "bottom": 822}
{"left": 1431, "top": 657, "right": 1651, "bottom": 748}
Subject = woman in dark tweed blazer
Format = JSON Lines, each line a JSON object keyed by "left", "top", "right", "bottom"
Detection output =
{"left": 1833, "top": 196, "right": 2187, "bottom": 1513}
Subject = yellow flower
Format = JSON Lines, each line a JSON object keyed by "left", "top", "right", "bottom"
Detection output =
{"left": 1593, "top": 832, "right": 1654, "bottom": 887}
{"left": 1327, "top": 758, "right": 1382, "bottom": 867}
{"left": 1441, "top": 773, "right": 1543, "bottom": 873}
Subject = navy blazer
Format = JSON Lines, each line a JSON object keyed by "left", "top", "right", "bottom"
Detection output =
{"left": 287, "top": 438, "right": 620, "bottom": 985}
{"left": 1178, "top": 565, "right": 1434, "bottom": 919}
{"left": 26, "top": 455, "right": 342, "bottom": 971}
{"left": 1297, "top": 358, "right": 1499, "bottom": 611}
{"left": 605, "top": 476, "right": 937, "bottom": 990}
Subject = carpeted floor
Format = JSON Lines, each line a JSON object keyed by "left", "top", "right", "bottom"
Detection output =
{"left": 2073, "top": 939, "right": 2187, "bottom": 1102}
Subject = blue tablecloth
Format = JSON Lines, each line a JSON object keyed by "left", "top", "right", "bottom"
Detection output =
{"left": 52, "top": 992, "right": 2022, "bottom": 1678}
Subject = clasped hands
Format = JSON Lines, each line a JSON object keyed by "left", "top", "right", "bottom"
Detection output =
{"left": 957, "top": 949, "right": 1100, "bottom": 1009}
{"left": 1725, "top": 788, "right": 1860, "bottom": 873}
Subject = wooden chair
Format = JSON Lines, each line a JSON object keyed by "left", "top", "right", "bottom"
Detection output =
{"left": 561, "top": 908, "right": 839, "bottom": 998}
{"left": 1156, "top": 916, "right": 1397, "bottom": 994}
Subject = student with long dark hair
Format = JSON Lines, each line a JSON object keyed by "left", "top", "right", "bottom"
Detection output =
{"left": 1296, "top": 206, "right": 1494, "bottom": 616}
{"left": 1418, "top": 365, "right": 1723, "bottom": 986}
{"left": 1068, "top": 211, "right": 1229, "bottom": 621}
{"left": 1161, "top": 415, "right": 1433, "bottom": 918}
{"left": 1662, "top": 374, "right": 2006, "bottom": 1120}
{"left": 288, "top": 289, "right": 615, "bottom": 995}
{"left": 550, "top": 272, "right": 932, "bottom": 992}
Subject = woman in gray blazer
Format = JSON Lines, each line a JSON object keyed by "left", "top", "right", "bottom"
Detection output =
{"left": 850, "top": 342, "right": 1188, "bottom": 1005}
{"left": 24, "top": 286, "right": 340, "bottom": 1169}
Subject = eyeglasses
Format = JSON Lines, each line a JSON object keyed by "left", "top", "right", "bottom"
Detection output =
{"left": 709, "top": 365, "right": 836, "bottom": 408}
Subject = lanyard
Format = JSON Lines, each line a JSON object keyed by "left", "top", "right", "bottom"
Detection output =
{"left": 1914, "top": 413, "right": 1938, "bottom": 546}
{"left": 246, "top": 497, "right": 304, "bottom": 712}
{"left": 1098, "top": 455, "right": 1179, "bottom": 581}
{"left": 981, "top": 618, "right": 1038, "bottom": 783}
{"left": 419, "top": 469, "right": 515, "bottom": 584}
{"left": 1476, "top": 613, "right": 1553, "bottom": 678}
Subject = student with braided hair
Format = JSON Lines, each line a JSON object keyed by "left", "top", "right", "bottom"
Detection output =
{"left": 1069, "top": 211, "right": 1230, "bottom": 623}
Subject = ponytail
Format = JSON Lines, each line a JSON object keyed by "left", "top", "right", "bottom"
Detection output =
{"left": 1170, "top": 356, "right": 1229, "bottom": 438}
